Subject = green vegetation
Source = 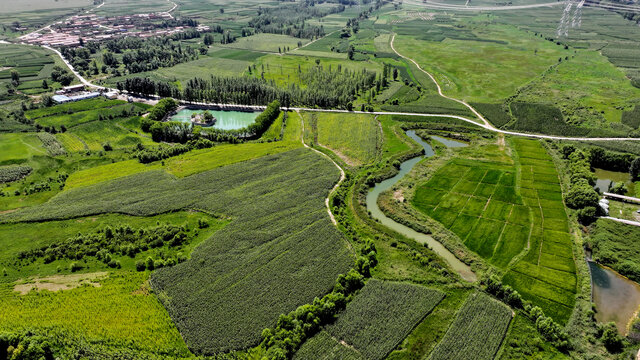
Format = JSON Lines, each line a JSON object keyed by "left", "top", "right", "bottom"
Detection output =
{"left": 324, "top": 279, "right": 444, "bottom": 360}
{"left": 392, "top": 23, "right": 567, "bottom": 103}
{"left": 1, "top": 148, "right": 352, "bottom": 354}
{"left": 503, "top": 139, "right": 576, "bottom": 325}
{"left": 294, "top": 331, "right": 363, "bottom": 360}
{"left": 0, "top": 272, "right": 190, "bottom": 356}
{"left": 589, "top": 219, "right": 640, "bottom": 283}
{"left": 314, "top": 112, "right": 380, "bottom": 166}
{"left": 429, "top": 292, "right": 512, "bottom": 360}
{"left": 0, "top": 165, "right": 31, "bottom": 183}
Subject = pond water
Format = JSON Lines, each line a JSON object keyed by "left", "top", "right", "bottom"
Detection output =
{"left": 365, "top": 131, "right": 476, "bottom": 282}
{"left": 589, "top": 261, "right": 640, "bottom": 334}
{"left": 171, "top": 109, "right": 258, "bottom": 130}
{"left": 430, "top": 135, "right": 468, "bottom": 148}
{"left": 594, "top": 168, "right": 631, "bottom": 193}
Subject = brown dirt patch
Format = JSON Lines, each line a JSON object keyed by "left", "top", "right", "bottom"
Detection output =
{"left": 14, "top": 272, "right": 108, "bottom": 295}
{"left": 393, "top": 189, "right": 405, "bottom": 202}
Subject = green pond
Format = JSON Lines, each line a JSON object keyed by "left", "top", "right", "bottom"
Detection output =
{"left": 171, "top": 109, "right": 258, "bottom": 130}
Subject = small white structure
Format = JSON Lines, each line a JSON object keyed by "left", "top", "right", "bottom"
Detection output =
{"left": 104, "top": 91, "right": 118, "bottom": 99}
{"left": 599, "top": 198, "right": 610, "bottom": 216}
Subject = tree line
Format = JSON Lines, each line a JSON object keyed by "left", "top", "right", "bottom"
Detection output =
{"left": 118, "top": 64, "right": 376, "bottom": 109}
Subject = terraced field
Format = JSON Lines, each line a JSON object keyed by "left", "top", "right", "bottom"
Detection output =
{"left": 412, "top": 138, "right": 576, "bottom": 323}
{"left": 502, "top": 139, "right": 576, "bottom": 324}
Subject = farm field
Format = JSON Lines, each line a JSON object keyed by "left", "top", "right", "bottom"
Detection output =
{"left": 222, "top": 33, "right": 308, "bottom": 53}
{"left": 502, "top": 139, "right": 576, "bottom": 324}
{"left": 429, "top": 292, "right": 512, "bottom": 360}
{"left": 3, "top": 0, "right": 640, "bottom": 357}
{"left": 411, "top": 137, "right": 576, "bottom": 323}
{"left": 312, "top": 112, "right": 380, "bottom": 166}
{"left": 392, "top": 22, "right": 569, "bottom": 103}
{"left": 1, "top": 148, "right": 352, "bottom": 354}
{"left": 323, "top": 279, "right": 445, "bottom": 360}
{"left": 0, "top": 133, "right": 47, "bottom": 163}
{"left": 0, "top": 271, "right": 190, "bottom": 356}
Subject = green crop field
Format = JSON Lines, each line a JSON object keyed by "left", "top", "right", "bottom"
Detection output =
{"left": 324, "top": 279, "right": 445, "bottom": 360}
{"left": 294, "top": 331, "right": 364, "bottom": 360}
{"left": 0, "top": 133, "right": 48, "bottom": 163}
{"left": 502, "top": 139, "right": 576, "bottom": 324}
{"left": 429, "top": 292, "right": 512, "bottom": 360}
{"left": 222, "top": 33, "right": 308, "bottom": 53}
{"left": 411, "top": 137, "right": 576, "bottom": 324}
{"left": 0, "top": 271, "right": 190, "bottom": 356}
{"left": 2, "top": 148, "right": 352, "bottom": 354}
{"left": 3, "top": 0, "right": 637, "bottom": 357}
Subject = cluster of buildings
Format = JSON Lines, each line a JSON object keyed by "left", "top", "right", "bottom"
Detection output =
{"left": 19, "top": 13, "right": 210, "bottom": 47}
{"left": 52, "top": 85, "right": 118, "bottom": 103}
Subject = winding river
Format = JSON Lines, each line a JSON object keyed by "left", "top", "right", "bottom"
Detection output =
{"left": 365, "top": 131, "right": 476, "bottom": 282}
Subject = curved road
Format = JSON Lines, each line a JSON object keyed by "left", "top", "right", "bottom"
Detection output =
{"left": 41, "top": 31, "right": 640, "bottom": 142}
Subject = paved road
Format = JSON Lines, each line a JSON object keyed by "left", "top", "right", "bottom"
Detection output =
{"left": 38, "top": 28, "right": 640, "bottom": 142}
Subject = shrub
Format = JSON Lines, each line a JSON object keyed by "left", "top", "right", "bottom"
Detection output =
{"left": 566, "top": 179, "right": 599, "bottom": 209}
{"left": 600, "top": 322, "right": 624, "bottom": 353}
{"left": 135, "top": 260, "right": 146, "bottom": 271}
{"left": 0, "top": 165, "right": 32, "bottom": 183}
{"left": 577, "top": 206, "right": 597, "bottom": 225}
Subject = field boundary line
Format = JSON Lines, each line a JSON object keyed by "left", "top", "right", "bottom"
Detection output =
{"left": 297, "top": 110, "right": 346, "bottom": 228}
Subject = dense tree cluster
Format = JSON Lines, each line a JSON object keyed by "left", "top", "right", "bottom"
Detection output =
{"left": 134, "top": 138, "right": 214, "bottom": 163}
{"left": 246, "top": 100, "right": 280, "bottom": 138}
{"left": 147, "top": 98, "right": 179, "bottom": 122}
{"left": 559, "top": 145, "right": 600, "bottom": 223}
{"left": 249, "top": 2, "right": 345, "bottom": 39}
{"left": 50, "top": 66, "right": 75, "bottom": 86}
{"left": 118, "top": 65, "right": 376, "bottom": 109}
{"left": 17, "top": 223, "right": 192, "bottom": 267}
{"left": 0, "top": 331, "right": 54, "bottom": 360}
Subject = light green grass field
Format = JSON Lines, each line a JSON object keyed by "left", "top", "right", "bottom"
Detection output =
{"left": 223, "top": 33, "right": 308, "bottom": 53}
{"left": 514, "top": 51, "right": 640, "bottom": 124}
{"left": 0, "top": 0, "right": 91, "bottom": 13}
{"left": 313, "top": 112, "right": 380, "bottom": 166}
{"left": 393, "top": 23, "right": 568, "bottom": 102}
{"left": 0, "top": 272, "right": 190, "bottom": 356}
{"left": 0, "top": 133, "right": 47, "bottom": 163}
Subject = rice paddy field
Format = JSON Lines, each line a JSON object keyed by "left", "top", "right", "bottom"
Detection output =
{"left": 411, "top": 137, "right": 576, "bottom": 324}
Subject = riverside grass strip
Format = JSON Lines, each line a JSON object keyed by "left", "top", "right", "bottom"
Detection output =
{"left": 428, "top": 292, "right": 512, "bottom": 360}
{"left": 325, "top": 279, "right": 445, "bottom": 360}
{"left": 1, "top": 148, "right": 352, "bottom": 354}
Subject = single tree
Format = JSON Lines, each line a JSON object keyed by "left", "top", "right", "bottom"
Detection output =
{"left": 630, "top": 157, "right": 640, "bottom": 181}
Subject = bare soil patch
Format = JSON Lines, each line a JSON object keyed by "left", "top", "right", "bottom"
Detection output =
{"left": 14, "top": 272, "right": 108, "bottom": 295}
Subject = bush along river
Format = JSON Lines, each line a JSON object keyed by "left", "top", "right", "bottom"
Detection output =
{"left": 366, "top": 130, "right": 476, "bottom": 282}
